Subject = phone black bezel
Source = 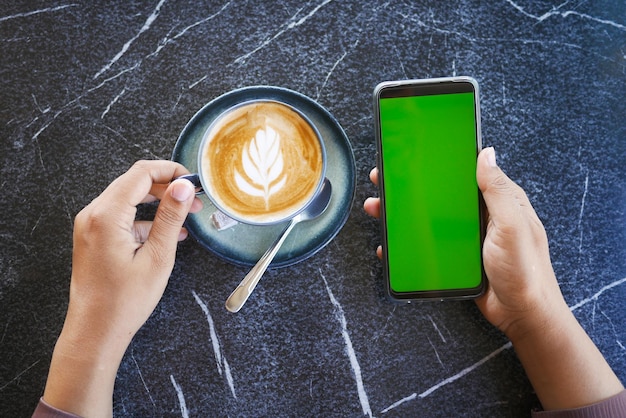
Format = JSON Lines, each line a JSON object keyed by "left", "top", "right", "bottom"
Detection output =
{"left": 373, "top": 77, "right": 487, "bottom": 301}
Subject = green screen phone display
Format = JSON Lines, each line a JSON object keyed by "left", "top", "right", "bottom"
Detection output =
{"left": 375, "top": 78, "right": 485, "bottom": 300}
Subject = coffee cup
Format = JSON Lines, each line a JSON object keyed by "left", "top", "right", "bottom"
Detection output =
{"left": 183, "top": 100, "right": 327, "bottom": 226}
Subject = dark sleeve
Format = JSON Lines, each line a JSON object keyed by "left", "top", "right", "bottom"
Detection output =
{"left": 32, "top": 398, "right": 82, "bottom": 418}
{"left": 532, "top": 390, "right": 626, "bottom": 418}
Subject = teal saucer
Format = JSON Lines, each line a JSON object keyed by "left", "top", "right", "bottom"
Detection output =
{"left": 172, "top": 86, "right": 356, "bottom": 268}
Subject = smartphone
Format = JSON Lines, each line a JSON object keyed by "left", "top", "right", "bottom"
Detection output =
{"left": 373, "top": 77, "right": 486, "bottom": 301}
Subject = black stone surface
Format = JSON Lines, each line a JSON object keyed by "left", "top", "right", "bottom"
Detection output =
{"left": 1, "top": 1, "right": 624, "bottom": 417}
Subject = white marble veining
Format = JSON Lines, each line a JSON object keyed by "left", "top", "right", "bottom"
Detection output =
{"left": 0, "top": 1, "right": 624, "bottom": 416}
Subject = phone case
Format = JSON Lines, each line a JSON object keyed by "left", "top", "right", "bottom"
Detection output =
{"left": 373, "top": 77, "right": 486, "bottom": 302}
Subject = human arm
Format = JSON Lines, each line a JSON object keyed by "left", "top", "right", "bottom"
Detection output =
{"left": 474, "top": 147, "right": 623, "bottom": 410}
{"left": 39, "top": 160, "right": 202, "bottom": 418}
{"left": 363, "top": 147, "right": 623, "bottom": 411}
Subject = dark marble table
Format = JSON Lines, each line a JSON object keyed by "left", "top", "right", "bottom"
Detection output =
{"left": 1, "top": 1, "right": 625, "bottom": 417}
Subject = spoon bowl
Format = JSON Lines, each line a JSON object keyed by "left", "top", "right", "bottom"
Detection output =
{"left": 225, "top": 178, "right": 333, "bottom": 312}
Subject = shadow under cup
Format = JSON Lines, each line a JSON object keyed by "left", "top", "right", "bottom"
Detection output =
{"left": 190, "top": 99, "right": 327, "bottom": 226}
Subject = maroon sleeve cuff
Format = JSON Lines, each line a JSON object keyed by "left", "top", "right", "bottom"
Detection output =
{"left": 532, "top": 389, "right": 626, "bottom": 418}
{"left": 32, "top": 398, "right": 82, "bottom": 418}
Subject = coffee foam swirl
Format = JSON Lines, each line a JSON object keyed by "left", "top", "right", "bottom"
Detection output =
{"left": 235, "top": 125, "right": 286, "bottom": 208}
{"left": 201, "top": 101, "right": 324, "bottom": 224}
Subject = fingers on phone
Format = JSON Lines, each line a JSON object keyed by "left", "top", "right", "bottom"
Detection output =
{"left": 363, "top": 197, "right": 380, "bottom": 218}
{"left": 369, "top": 167, "right": 379, "bottom": 186}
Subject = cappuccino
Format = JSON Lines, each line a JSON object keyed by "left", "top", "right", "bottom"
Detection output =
{"left": 199, "top": 101, "right": 325, "bottom": 224}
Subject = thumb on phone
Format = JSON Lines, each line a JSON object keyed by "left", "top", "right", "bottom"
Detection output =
{"left": 475, "top": 147, "right": 551, "bottom": 299}
{"left": 476, "top": 147, "right": 534, "bottom": 228}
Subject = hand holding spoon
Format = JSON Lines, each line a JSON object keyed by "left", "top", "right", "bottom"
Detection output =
{"left": 225, "top": 178, "right": 333, "bottom": 313}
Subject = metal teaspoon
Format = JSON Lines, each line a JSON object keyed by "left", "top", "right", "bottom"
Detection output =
{"left": 225, "top": 178, "right": 333, "bottom": 313}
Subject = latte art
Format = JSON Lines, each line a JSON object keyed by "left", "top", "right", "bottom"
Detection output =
{"left": 200, "top": 101, "right": 325, "bottom": 224}
{"left": 235, "top": 126, "right": 286, "bottom": 209}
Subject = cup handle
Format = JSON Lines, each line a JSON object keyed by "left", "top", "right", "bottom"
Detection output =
{"left": 175, "top": 173, "right": 204, "bottom": 195}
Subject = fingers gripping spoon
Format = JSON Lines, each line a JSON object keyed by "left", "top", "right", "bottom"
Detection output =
{"left": 225, "top": 179, "right": 332, "bottom": 313}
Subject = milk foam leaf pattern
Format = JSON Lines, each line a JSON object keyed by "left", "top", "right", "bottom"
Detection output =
{"left": 235, "top": 126, "right": 286, "bottom": 209}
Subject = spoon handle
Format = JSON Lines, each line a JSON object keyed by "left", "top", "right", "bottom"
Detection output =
{"left": 225, "top": 220, "right": 297, "bottom": 313}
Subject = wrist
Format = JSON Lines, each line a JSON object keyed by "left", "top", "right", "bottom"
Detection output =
{"left": 63, "top": 299, "right": 134, "bottom": 362}
{"left": 42, "top": 307, "right": 132, "bottom": 417}
{"left": 502, "top": 286, "right": 573, "bottom": 346}
{"left": 56, "top": 321, "right": 129, "bottom": 370}
{"left": 43, "top": 331, "right": 122, "bottom": 417}
{"left": 507, "top": 302, "right": 624, "bottom": 410}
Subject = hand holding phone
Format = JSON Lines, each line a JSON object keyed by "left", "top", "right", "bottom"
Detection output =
{"left": 373, "top": 77, "right": 486, "bottom": 301}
